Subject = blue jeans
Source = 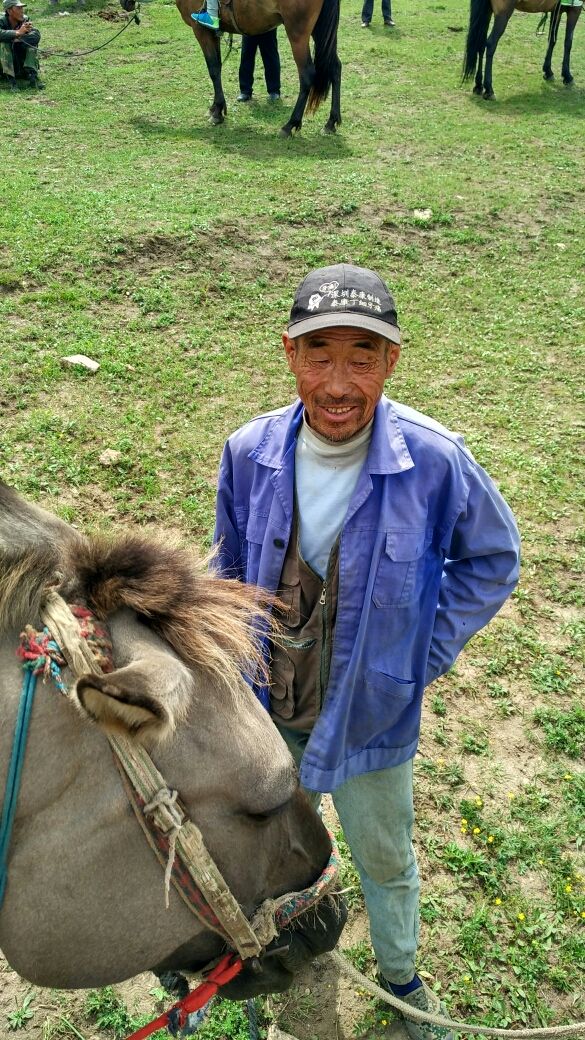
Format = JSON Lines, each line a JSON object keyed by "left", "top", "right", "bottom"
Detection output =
{"left": 361, "top": 0, "right": 392, "bottom": 21}
{"left": 277, "top": 726, "right": 419, "bottom": 984}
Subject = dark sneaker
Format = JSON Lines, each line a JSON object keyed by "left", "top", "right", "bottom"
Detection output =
{"left": 236, "top": 91, "right": 251, "bottom": 101}
{"left": 361, "top": 19, "right": 370, "bottom": 26}
{"left": 384, "top": 17, "right": 395, "bottom": 25}
{"left": 379, "top": 978, "right": 454, "bottom": 1040}
{"left": 267, "top": 91, "right": 280, "bottom": 101}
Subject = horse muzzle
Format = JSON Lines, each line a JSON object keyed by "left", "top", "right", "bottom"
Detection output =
{"left": 218, "top": 892, "right": 348, "bottom": 999}
{"left": 120, "top": 0, "right": 136, "bottom": 11}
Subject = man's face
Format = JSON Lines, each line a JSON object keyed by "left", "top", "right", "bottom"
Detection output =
{"left": 8, "top": 4, "right": 26, "bottom": 22}
{"left": 282, "top": 325, "right": 400, "bottom": 442}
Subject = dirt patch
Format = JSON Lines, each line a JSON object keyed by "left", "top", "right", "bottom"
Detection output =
{"left": 94, "top": 226, "right": 294, "bottom": 284}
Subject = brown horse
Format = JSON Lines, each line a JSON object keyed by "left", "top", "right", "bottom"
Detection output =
{"left": 463, "top": 0, "right": 582, "bottom": 98}
{"left": 121, "top": 0, "right": 341, "bottom": 136}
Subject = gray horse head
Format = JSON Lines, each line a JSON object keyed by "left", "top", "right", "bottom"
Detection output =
{"left": 0, "top": 481, "right": 345, "bottom": 995}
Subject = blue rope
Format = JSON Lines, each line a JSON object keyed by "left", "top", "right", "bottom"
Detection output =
{"left": 0, "top": 671, "right": 38, "bottom": 908}
{"left": 247, "top": 999, "right": 260, "bottom": 1040}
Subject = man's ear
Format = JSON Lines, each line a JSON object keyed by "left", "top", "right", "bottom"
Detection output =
{"left": 282, "top": 332, "right": 298, "bottom": 372}
{"left": 385, "top": 344, "right": 400, "bottom": 378}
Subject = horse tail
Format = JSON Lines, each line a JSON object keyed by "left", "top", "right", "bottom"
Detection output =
{"left": 307, "top": 0, "right": 340, "bottom": 113}
{"left": 462, "top": 0, "right": 492, "bottom": 80}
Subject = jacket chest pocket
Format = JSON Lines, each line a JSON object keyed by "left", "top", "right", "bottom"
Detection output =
{"left": 275, "top": 554, "right": 302, "bottom": 629}
{"left": 242, "top": 512, "right": 270, "bottom": 585}
{"left": 372, "top": 527, "right": 434, "bottom": 608}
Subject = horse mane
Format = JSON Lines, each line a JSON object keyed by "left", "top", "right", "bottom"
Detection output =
{"left": 0, "top": 480, "right": 274, "bottom": 690}
{"left": 0, "top": 481, "right": 85, "bottom": 633}
{"left": 75, "top": 534, "right": 273, "bottom": 690}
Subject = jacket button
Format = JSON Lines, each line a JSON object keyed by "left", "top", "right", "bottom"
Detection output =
{"left": 273, "top": 538, "right": 285, "bottom": 549}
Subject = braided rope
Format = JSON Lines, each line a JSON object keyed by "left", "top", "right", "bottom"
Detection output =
{"left": 331, "top": 950, "right": 585, "bottom": 1039}
{"left": 16, "top": 625, "right": 67, "bottom": 694}
{"left": 143, "top": 788, "right": 185, "bottom": 909}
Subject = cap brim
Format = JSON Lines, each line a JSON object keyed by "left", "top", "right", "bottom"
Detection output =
{"left": 288, "top": 311, "right": 401, "bottom": 345}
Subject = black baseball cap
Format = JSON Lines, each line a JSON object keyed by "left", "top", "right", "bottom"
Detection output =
{"left": 287, "top": 263, "right": 400, "bottom": 345}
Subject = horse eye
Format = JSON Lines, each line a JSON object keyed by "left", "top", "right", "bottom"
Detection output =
{"left": 246, "top": 801, "right": 288, "bottom": 824}
{"left": 249, "top": 812, "right": 272, "bottom": 824}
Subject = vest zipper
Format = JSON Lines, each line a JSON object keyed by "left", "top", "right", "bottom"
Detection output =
{"left": 319, "top": 583, "right": 327, "bottom": 606}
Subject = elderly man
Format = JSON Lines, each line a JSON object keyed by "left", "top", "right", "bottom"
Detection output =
{"left": 0, "top": 0, "right": 43, "bottom": 89}
{"left": 213, "top": 263, "right": 520, "bottom": 1040}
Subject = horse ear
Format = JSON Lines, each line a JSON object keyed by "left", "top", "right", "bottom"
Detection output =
{"left": 74, "top": 665, "right": 173, "bottom": 742}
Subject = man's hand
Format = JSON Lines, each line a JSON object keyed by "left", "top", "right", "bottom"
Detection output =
{"left": 16, "top": 19, "right": 33, "bottom": 34}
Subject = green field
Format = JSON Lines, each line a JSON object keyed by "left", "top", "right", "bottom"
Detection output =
{"left": 1, "top": 0, "right": 584, "bottom": 1035}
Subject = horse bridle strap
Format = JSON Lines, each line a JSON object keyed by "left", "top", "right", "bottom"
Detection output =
{"left": 107, "top": 732, "right": 276, "bottom": 959}
{"left": 40, "top": 590, "right": 272, "bottom": 960}
{"left": 38, "top": 592, "right": 340, "bottom": 961}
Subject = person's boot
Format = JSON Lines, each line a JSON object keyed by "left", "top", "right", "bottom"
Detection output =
{"left": 378, "top": 975, "right": 454, "bottom": 1040}
{"left": 5, "top": 75, "right": 19, "bottom": 91}
{"left": 25, "top": 69, "right": 45, "bottom": 89}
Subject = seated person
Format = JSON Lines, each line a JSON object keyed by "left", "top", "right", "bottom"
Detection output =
{"left": 0, "top": 0, "right": 43, "bottom": 88}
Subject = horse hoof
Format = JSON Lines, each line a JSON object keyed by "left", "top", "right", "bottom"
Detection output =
{"left": 472, "top": 85, "right": 483, "bottom": 95}
{"left": 483, "top": 88, "right": 495, "bottom": 100}
{"left": 322, "top": 121, "right": 337, "bottom": 135}
{"left": 543, "top": 68, "right": 554, "bottom": 80}
{"left": 563, "top": 74, "right": 574, "bottom": 85}
{"left": 279, "top": 126, "right": 292, "bottom": 138}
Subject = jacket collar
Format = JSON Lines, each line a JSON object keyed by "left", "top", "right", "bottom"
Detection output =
{"left": 249, "top": 397, "right": 414, "bottom": 475}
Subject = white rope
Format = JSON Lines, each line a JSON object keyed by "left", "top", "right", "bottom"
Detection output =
{"left": 331, "top": 950, "right": 585, "bottom": 1039}
{"left": 143, "top": 788, "right": 185, "bottom": 909}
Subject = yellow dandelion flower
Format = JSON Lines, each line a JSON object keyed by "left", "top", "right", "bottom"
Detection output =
{"left": 437, "top": 758, "right": 445, "bottom": 766}
{"left": 563, "top": 774, "right": 573, "bottom": 781}
{"left": 463, "top": 976, "right": 471, "bottom": 984}
{"left": 461, "top": 818, "right": 468, "bottom": 826}
{"left": 538, "top": 859, "right": 544, "bottom": 865}
{"left": 474, "top": 797, "right": 483, "bottom": 807}
{"left": 473, "top": 827, "right": 481, "bottom": 835}
{"left": 487, "top": 835, "right": 494, "bottom": 843}
{"left": 517, "top": 912, "right": 525, "bottom": 921}
{"left": 381, "top": 1020, "right": 388, "bottom": 1027}
{"left": 580, "top": 912, "right": 585, "bottom": 919}
{"left": 461, "top": 827, "right": 468, "bottom": 834}
{"left": 565, "top": 885, "right": 572, "bottom": 893}
{"left": 494, "top": 898, "right": 502, "bottom": 906}
{"left": 507, "top": 792, "right": 515, "bottom": 800}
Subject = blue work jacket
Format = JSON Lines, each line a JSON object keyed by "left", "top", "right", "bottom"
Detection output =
{"left": 213, "top": 397, "right": 520, "bottom": 793}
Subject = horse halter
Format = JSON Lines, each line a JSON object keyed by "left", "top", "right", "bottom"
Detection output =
{"left": 3, "top": 591, "right": 340, "bottom": 962}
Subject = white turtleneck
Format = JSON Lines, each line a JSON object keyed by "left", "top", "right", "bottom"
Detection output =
{"left": 295, "top": 415, "right": 373, "bottom": 578}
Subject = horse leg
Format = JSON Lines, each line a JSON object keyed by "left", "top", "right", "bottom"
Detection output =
{"left": 483, "top": 10, "right": 512, "bottom": 99}
{"left": 322, "top": 54, "right": 342, "bottom": 134}
{"left": 473, "top": 48, "right": 485, "bottom": 93}
{"left": 280, "top": 33, "right": 315, "bottom": 137}
{"left": 192, "top": 26, "right": 227, "bottom": 124}
{"left": 543, "top": 1, "right": 562, "bottom": 80}
{"left": 561, "top": 5, "right": 581, "bottom": 84}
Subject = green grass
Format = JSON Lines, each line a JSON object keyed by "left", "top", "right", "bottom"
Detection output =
{"left": 1, "top": 0, "right": 584, "bottom": 1034}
